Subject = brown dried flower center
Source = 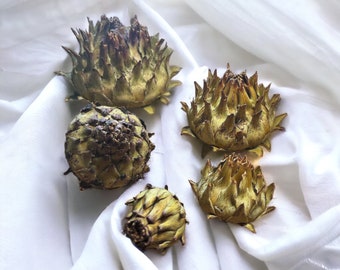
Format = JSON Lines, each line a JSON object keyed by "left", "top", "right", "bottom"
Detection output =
{"left": 125, "top": 219, "right": 150, "bottom": 250}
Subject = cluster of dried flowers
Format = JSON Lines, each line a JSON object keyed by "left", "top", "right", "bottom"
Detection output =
{"left": 58, "top": 15, "right": 286, "bottom": 254}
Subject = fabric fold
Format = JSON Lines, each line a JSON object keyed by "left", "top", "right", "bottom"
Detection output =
{"left": 0, "top": 77, "right": 73, "bottom": 269}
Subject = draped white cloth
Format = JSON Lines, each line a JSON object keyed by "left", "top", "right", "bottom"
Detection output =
{"left": 1, "top": 0, "right": 340, "bottom": 269}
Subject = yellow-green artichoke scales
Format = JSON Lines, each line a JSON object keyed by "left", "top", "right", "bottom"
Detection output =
{"left": 181, "top": 65, "right": 287, "bottom": 156}
{"left": 59, "top": 15, "right": 181, "bottom": 114}
{"left": 189, "top": 153, "right": 275, "bottom": 233}
{"left": 124, "top": 184, "right": 188, "bottom": 253}
{"left": 64, "top": 104, "right": 155, "bottom": 190}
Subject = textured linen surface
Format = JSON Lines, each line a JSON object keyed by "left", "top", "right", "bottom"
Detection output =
{"left": 1, "top": 0, "right": 340, "bottom": 269}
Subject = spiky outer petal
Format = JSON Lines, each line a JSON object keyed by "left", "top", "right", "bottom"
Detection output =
{"left": 189, "top": 153, "right": 275, "bottom": 233}
{"left": 59, "top": 15, "right": 181, "bottom": 113}
{"left": 123, "top": 184, "right": 188, "bottom": 253}
{"left": 64, "top": 104, "right": 155, "bottom": 190}
{"left": 181, "top": 65, "right": 287, "bottom": 156}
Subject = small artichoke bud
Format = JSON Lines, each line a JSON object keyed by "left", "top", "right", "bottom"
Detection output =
{"left": 181, "top": 64, "right": 287, "bottom": 157}
{"left": 58, "top": 15, "right": 181, "bottom": 114}
{"left": 64, "top": 104, "right": 155, "bottom": 190}
{"left": 123, "top": 184, "right": 188, "bottom": 253}
{"left": 189, "top": 153, "right": 275, "bottom": 233}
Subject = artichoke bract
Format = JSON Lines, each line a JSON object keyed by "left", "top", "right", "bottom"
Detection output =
{"left": 181, "top": 65, "right": 287, "bottom": 157}
{"left": 59, "top": 15, "right": 181, "bottom": 114}
{"left": 64, "top": 104, "right": 155, "bottom": 190}
{"left": 123, "top": 184, "right": 188, "bottom": 253}
{"left": 189, "top": 153, "right": 275, "bottom": 233}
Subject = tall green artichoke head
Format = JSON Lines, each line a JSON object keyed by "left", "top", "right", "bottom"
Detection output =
{"left": 123, "top": 184, "right": 188, "bottom": 253}
{"left": 189, "top": 153, "right": 275, "bottom": 233}
{"left": 181, "top": 65, "right": 287, "bottom": 157}
{"left": 64, "top": 104, "right": 155, "bottom": 190}
{"left": 59, "top": 15, "right": 181, "bottom": 114}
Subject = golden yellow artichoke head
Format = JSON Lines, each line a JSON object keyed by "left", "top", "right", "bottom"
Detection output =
{"left": 189, "top": 153, "right": 275, "bottom": 233}
{"left": 123, "top": 184, "right": 188, "bottom": 253}
{"left": 58, "top": 15, "right": 181, "bottom": 114}
{"left": 181, "top": 65, "right": 287, "bottom": 157}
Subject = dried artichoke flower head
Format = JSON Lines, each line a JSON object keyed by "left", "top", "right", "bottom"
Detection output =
{"left": 64, "top": 104, "right": 155, "bottom": 190}
{"left": 189, "top": 153, "right": 275, "bottom": 233}
{"left": 181, "top": 64, "right": 287, "bottom": 157}
{"left": 123, "top": 184, "right": 188, "bottom": 253}
{"left": 58, "top": 15, "right": 181, "bottom": 114}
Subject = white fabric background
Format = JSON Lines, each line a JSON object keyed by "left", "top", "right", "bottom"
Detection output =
{"left": 1, "top": 0, "right": 340, "bottom": 269}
